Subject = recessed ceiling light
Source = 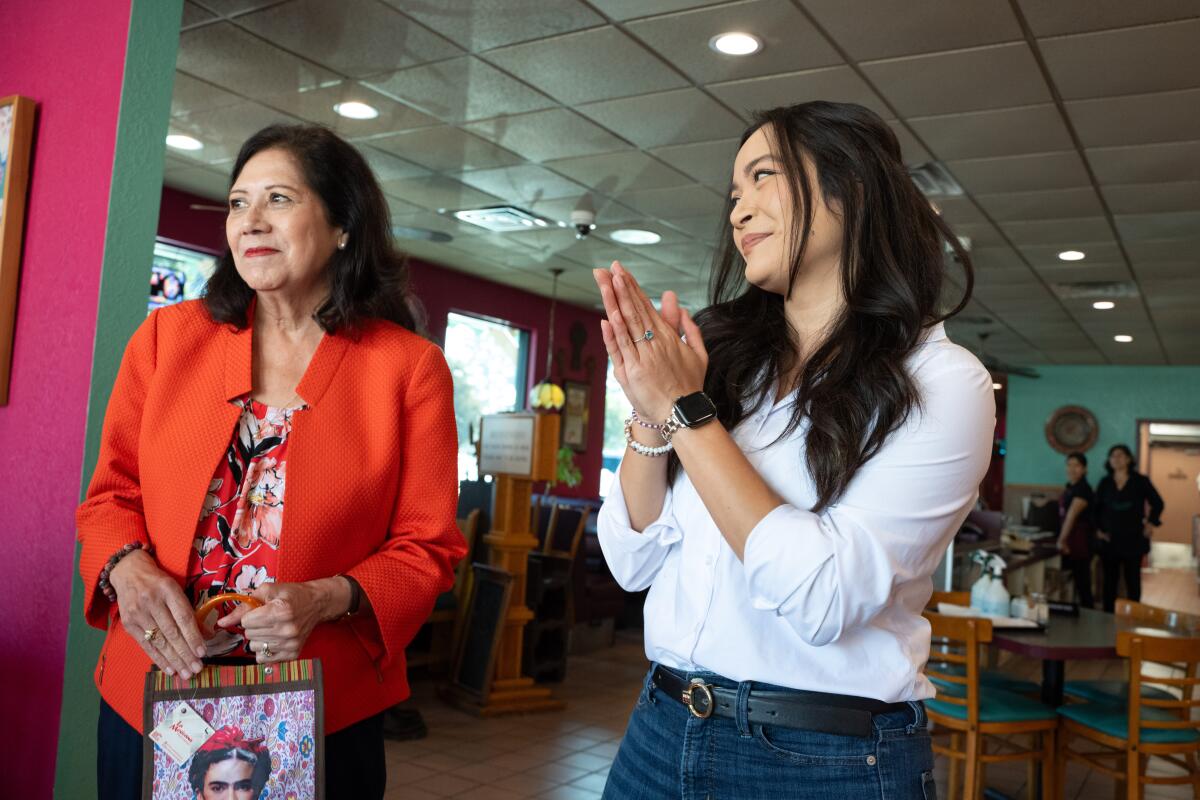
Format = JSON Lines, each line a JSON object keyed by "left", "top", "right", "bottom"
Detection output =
{"left": 609, "top": 229, "right": 662, "bottom": 245}
{"left": 710, "top": 32, "right": 762, "bottom": 56}
{"left": 334, "top": 101, "right": 380, "bottom": 120}
{"left": 1092, "top": 301, "right": 1115, "bottom": 310}
{"left": 1058, "top": 250, "right": 1086, "bottom": 261}
{"left": 1114, "top": 334, "right": 1133, "bottom": 343}
{"left": 992, "top": 382, "right": 1003, "bottom": 391}
{"left": 166, "top": 134, "right": 203, "bottom": 151}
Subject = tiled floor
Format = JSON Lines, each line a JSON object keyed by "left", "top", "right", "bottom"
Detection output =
{"left": 386, "top": 565, "right": 1200, "bottom": 799}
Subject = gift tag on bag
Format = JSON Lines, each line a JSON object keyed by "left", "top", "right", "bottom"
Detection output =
{"left": 148, "top": 703, "right": 215, "bottom": 765}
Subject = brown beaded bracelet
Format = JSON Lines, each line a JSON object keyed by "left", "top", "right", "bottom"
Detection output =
{"left": 97, "top": 541, "right": 154, "bottom": 603}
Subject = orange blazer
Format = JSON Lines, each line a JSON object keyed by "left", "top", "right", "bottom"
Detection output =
{"left": 77, "top": 300, "right": 466, "bottom": 733}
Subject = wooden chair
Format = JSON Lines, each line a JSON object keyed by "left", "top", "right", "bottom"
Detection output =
{"left": 925, "top": 612, "right": 1059, "bottom": 800}
{"left": 1057, "top": 631, "right": 1200, "bottom": 799}
{"left": 926, "top": 591, "right": 1040, "bottom": 697}
{"left": 408, "top": 510, "right": 481, "bottom": 672}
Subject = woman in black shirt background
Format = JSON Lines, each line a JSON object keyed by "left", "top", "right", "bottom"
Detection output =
{"left": 1057, "top": 451, "right": 1095, "bottom": 608}
{"left": 1093, "top": 443, "right": 1165, "bottom": 611}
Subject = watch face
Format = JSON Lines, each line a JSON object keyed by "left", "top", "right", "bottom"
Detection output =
{"left": 675, "top": 392, "right": 717, "bottom": 427}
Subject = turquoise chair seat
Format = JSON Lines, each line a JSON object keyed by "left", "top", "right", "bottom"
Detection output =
{"left": 927, "top": 686, "right": 1057, "bottom": 723}
{"left": 1062, "top": 679, "right": 1175, "bottom": 705}
{"left": 929, "top": 662, "right": 1040, "bottom": 695}
{"left": 1057, "top": 701, "right": 1200, "bottom": 744}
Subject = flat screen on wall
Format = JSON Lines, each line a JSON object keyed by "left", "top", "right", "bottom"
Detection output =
{"left": 148, "top": 239, "right": 218, "bottom": 315}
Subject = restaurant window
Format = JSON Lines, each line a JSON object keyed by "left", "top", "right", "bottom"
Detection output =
{"left": 444, "top": 311, "right": 529, "bottom": 481}
{"left": 600, "top": 359, "right": 632, "bottom": 498}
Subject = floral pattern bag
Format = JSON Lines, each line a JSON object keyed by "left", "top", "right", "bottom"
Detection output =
{"left": 142, "top": 596, "right": 325, "bottom": 800}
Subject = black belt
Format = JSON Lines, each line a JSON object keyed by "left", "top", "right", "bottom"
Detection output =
{"left": 652, "top": 665, "right": 910, "bottom": 738}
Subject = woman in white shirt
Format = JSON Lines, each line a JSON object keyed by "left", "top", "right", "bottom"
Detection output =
{"left": 592, "top": 101, "right": 995, "bottom": 799}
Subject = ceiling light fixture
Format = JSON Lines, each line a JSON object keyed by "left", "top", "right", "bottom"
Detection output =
{"left": 1058, "top": 250, "right": 1086, "bottom": 261}
{"left": 1092, "top": 301, "right": 1115, "bottom": 310}
{"left": 610, "top": 229, "right": 662, "bottom": 245}
{"left": 710, "top": 32, "right": 762, "bottom": 56}
{"left": 166, "top": 134, "right": 203, "bottom": 151}
{"left": 1114, "top": 334, "right": 1133, "bottom": 343}
{"left": 334, "top": 101, "right": 380, "bottom": 120}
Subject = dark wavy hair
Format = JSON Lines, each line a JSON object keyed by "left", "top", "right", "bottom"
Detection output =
{"left": 1104, "top": 443, "right": 1137, "bottom": 475}
{"left": 187, "top": 747, "right": 270, "bottom": 797}
{"left": 204, "top": 124, "right": 417, "bottom": 334}
{"left": 670, "top": 101, "right": 973, "bottom": 512}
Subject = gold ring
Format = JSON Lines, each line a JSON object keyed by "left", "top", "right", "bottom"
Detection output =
{"left": 261, "top": 642, "right": 273, "bottom": 659}
{"left": 143, "top": 627, "right": 159, "bottom": 643}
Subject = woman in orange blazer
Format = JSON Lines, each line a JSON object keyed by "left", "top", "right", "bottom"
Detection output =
{"left": 77, "top": 124, "right": 465, "bottom": 800}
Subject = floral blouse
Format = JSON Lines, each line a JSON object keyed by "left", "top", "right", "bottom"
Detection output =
{"left": 186, "top": 395, "right": 302, "bottom": 658}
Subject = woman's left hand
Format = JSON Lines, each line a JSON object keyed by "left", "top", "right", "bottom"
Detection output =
{"left": 594, "top": 261, "right": 708, "bottom": 422}
{"left": 1144, "top": 521, "right": 1156, "bottom": 538}
{"left": 217, "top": 579, "right": 344, "bottom": 663}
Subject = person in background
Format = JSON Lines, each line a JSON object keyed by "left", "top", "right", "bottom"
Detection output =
{"left": 1093, "top": 443, "right": 1165, "bottom": 611}
{"left": 1056, "top": 451, "right": 1095, "bottom": 608}
{"left": 76, "top": 124, "right": 465, "bottom": 800}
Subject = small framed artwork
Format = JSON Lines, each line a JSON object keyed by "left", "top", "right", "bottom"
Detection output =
{"left": 561, "top": 380, "right": 589, "bottom": 450}
{"left": 0, "top": 95, "right": 36, "bottom": 406}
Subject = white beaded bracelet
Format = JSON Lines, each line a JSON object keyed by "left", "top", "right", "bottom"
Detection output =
{"left": 624, "top": 416, "right": 673, "bottom": 457}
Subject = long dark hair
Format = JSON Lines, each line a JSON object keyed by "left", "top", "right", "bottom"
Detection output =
{"left": 204, "top": 124, "right": 417, "bottom": 334}
{"left": 672, "top": 102, "right": 972, "bottom": 512}
{"left": 1104, "top": 444, "right": 1137, "bottom": 475}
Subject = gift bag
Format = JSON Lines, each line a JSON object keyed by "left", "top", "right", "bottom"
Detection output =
{"left": 142, "top": 593, "right": 325, "bottom": 800}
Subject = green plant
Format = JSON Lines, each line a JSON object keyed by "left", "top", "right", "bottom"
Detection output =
{"left": 555, "top": 446, "right": 582, "bottom": 488}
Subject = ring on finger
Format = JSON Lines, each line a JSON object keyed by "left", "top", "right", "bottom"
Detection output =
{"left": 631, "top": 329, "right": 654, "bottom": 344}
{"left": 143, "top": 626, "right": 160, "bottom": 643}
{"left": 261, "top": 642, "right": 273, "bottom": 659}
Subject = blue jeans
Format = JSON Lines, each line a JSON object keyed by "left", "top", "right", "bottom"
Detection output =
{"left": 602, "top": 666, "right": 937, "bottom": 800}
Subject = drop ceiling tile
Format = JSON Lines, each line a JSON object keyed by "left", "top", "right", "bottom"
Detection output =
{"left": 649, "top": 139, "right": 741, "bottom": 186}
{"left": 707, "top": 66, "right": 891, "bottom": 121}
{"left": 969, "top": 246, "right": 1027, "bottom": 270}
{"left": 359, "top": 146, "right": 431, "bottom": 182}
{"left": 1039, "top": 19, "right": 1200, "bottom": 100}
{"left": 1065, "top": 88, "right": 1200, "bottom": 148}
{"left": 176, "top": 23, "right": 340, "bottom": 104}
{"left": 192, "top": 0, "right": 279, "bottom": 15}
{"left": 364, "top": 57, "right": 554, "bottom": 124}
{"left": 524, "top": 195, "right": 646, "bottom": 227}
{"left": 1132, "top": 261, "right": 1199, "bottom": 281}
{"left": 1102, "top": 182, "right": 1200, "bottom": 214}
{"left": 168, "top": 101, "right": 303, "bottom": 164}
{"left": 861, "top": 43, "right": 1051, "bottom": 117}
{"left": 974, "top": 188, "right": 1106, "bottom": 221}
{"left": 483, "top": 27, "right": 687, "bottom": 105}
{"left": 1115, "top": 211, "right": 1200, "bottom": 241}
{"left": 1018, "top": 242, "right": 1124, "bottom": 266}
{"left": 1088, "top": 141, "right": 1200, "bottom": 185}
{"left": 589, "top": 0, "right": 730, "bottom": 20}
{"left": 1016, "top": 0, "right": 1200, "bottom": 37}
{"left": 182, "top": 2, "right": 217, "bottom": 28}
{"left": 908, "top": 105, "right": 1072, "bottom": 161}
{"left": 163, "top": 165, "right": 231, "bottom": 200}
{"left": 626, "top": 0, "right": 841, "bottom": 84}
{"left": 237, "top": 0, "right": 461, "bottom": 77}
{"left": 946, "top": 151, "right": 1090, "bottom": 194}
{"left": 576, "top": 89, "right": 745, "bottom": 149}
{"left": 465, "top": 109, "right": 632, "bottom": 162}
{"left": 662, "top": 215, "right": 725, "bottom": 244}
{"left": 391, "top": 0, "right": 604, "bottom": 52}
{"left": 456, "top": 164, "right": 590, "bottom": 204}
{"left": 1125, "top": 240, "right": 1200, "bottom": 262}
{"left": 887, "top": 122, "right": 933, "bottom": 166}
{"left": 385, "top": 195, "right": 425, "bottom": 219}
{"left": 369, "top": 126, "right": 522, "bottom": 172}
{"left": 640, "top": 241, "right": 719, "bottom": 271}
{"left": 801, "top": 0, "right": 1022, "bottom": 61}
{"left": 951, "top": 222, "right": 1008, "bottom": 248}
{"left": 544, "top": 151, "right": 694, "bottom": 195}
{"left": 171, "top": 72, "right": 242, "bottom": 118}
{"left": 267, "top": 82, "right": 440, "bottom": 137}
{"left": 1002, "top": 217, "right": 1114, "bottom": 245}
{"left": 934, "top": 197, "right": 990, "bottom": 226}
{"left": 1033, "top": 263, "right": 1132, "bottom": 283}
{"left": 379, "top": 175, "right": 503, "bottom": 212}
{"left": 614, "top": 185, "right": 726, "bottom": 221}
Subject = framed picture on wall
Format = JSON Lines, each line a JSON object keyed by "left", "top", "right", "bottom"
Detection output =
{"left": 562, "top": 380, "right": 589, "bottom": 450}
{"left": 0, "top": 95, "right": 36, "bottom": 406}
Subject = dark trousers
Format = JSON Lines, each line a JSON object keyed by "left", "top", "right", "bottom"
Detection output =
{"left": 98, "top": 700, "right": 386, "bottom": 800}
{"left": 1101, "top": 553, "right": 1143, "bottom": 612}
{"left": 1064, "top": 555, "right": 1095, "bottom": 609}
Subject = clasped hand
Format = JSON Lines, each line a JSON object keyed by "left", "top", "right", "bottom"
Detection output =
{"left": 593, "top": 261, "right": 708, "bottom": 423}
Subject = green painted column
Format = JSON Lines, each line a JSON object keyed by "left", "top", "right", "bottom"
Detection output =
{"left": 56, "top": 1, "right": 183, "bottom": 795}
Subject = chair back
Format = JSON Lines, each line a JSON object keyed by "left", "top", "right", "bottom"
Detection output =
{"left": 544, "top": 504, "right": 589, "bottom": 561}
{"left": 924, "top": 612, "right": 994, "bottom": 728}
{"left": 1117, "top": 631, "right": 1200, "bottom": 746}
{"left": 930, "top": 590, "right": 972, "bottom": 609}
{"left": 533, "top": 498, "right": 556, "bottom": 549}
{"left": 452, "top": 510, "right": 481, "bottom": 601}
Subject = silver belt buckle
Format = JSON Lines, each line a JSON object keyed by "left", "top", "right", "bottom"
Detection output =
{"left": 682, "top": 678, "right": 714, "bottom": 719}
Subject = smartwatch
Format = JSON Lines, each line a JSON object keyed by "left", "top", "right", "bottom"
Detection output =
{"left": 672, "top": 391, "right": 718, "bottom": 428}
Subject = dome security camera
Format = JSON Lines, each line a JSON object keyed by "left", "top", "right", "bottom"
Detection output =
{"left": 570, "top": 209, "right": 596, "bottom": 240}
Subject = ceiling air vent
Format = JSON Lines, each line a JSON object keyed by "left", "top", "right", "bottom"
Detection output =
{"left": 451, "top": 205, "right": 551, "bottom": 232}
{"left": 909, "top": 162, "right": 963, "bottom": 197}
{"left": 1052, "top": 281, "right": 1139, "bottom": 299}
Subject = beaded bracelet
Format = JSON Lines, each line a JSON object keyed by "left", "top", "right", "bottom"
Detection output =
{"left": 630, "top": 408, "right": 664, "bottom": 431}
{"left": 98, "top": 541, "right": 154, "bottom": 603}
{"left": 624, "top": 416, "right": 673, "bottom": 457}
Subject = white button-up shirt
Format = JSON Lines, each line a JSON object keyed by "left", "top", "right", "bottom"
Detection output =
{"left": 598, "top": 323, "right": 996, "bottom": 702}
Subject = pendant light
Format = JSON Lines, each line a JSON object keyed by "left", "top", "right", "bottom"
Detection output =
{"left": 529, "top": 268, "right": 566, "bottom": 411}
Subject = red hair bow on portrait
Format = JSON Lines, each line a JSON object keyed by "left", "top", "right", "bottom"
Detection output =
{"left": 199, "top": 725, "right": 266, "bottom": 754}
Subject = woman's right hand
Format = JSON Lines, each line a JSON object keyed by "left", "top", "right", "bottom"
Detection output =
{"left": 108, "top": 549, "right": 206, "bottom": 679}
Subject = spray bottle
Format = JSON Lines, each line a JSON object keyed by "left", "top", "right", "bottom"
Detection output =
{"left": 969, "top": 552, "right": 1011, "bottom": 617}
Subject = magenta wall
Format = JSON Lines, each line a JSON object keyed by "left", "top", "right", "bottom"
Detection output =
{"left": 159, "top": 185, "right": 226, "bottom": 253}
{"left": 0, "top": 2, "right": 131, "bottom": 795}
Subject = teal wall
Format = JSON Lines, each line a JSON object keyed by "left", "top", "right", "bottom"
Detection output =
{"left": 1006, "top": 366, "right": 1200, "bottom": 486}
